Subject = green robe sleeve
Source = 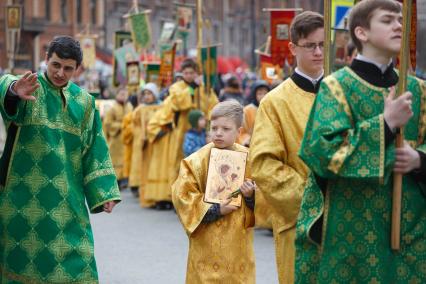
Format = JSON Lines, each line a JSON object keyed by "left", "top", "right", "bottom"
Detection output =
{"left": 299, "top": 75, "right": 393, "bottom": 182}
{"left": 82, "top": 96, "right": 121, "bottom": 213}
{"left": 0, "top": 74, "right": 24, "bottom": 123}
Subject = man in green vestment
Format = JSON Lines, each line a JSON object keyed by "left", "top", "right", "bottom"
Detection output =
{"left": 0, "top": 36, "right": 121, "bottom": 283}
{"left": 295, "top": 1, "right": 426, "bottom": 283}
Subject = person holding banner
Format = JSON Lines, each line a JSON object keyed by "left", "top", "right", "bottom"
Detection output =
{"left": 249, "top": 11, "right": 324, "bottom": 284}
{"left": 295, "top": 1, "right": 426, "bottom": 283}
{"left": 0, "top": 36, "right": 120, "bottom": 283}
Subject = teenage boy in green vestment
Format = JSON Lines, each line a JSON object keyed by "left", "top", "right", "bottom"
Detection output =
{"left": 0, "top": 36, "right": 121, "bottom": 283}
{"left": 295, "top": 0, "right": 426, "bottom": 283}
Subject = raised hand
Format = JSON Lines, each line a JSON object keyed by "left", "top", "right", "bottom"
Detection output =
{"left": 12, "top": 71, "right": 40, "bottom": 101}
{"left": 384, "top": 87, "right": 413, "bottom": 129}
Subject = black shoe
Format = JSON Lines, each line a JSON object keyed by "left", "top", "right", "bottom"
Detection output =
{"left": 131, "top": 187, "right": 139, "bottom": 198}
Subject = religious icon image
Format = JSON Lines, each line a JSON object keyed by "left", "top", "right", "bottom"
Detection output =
{"left": 127, "top": 61, "right": 140, "bottom": 86}
{"left": 6, "top": 6, "right": 21, "bottom": 30}
{"left": 276, "top": 24, "right": 289, "bottom": 40}
{"left": 204, "top": 148, "right": 247, "bottom": 207}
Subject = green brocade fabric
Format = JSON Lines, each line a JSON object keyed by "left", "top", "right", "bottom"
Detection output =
{"left": 0, "top": 73, "right": 121, "bottom": 283}
{"left": 295, "top": 67, "right": 426, "bottom": 283}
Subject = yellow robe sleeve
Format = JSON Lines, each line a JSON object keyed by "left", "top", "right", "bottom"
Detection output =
{"left": 121, "top": 112, "right": 134, "bottom": 145}
{"left": 238, "top": 104, "right": 257, "bottom": 145}
{"left": 103, "top": 103, "right": 123, "bottom": 138}
{"left": 249, "top": 90, "right": 307, "bottom": 232}
{"left": 172, "top": 157, "right": 211, "bottom": 236}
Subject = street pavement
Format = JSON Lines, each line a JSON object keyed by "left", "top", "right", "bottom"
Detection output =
{"left": 91, "top": 190, "right": 278, "bottom": 284}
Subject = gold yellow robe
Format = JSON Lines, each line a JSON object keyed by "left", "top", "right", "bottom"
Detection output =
{"left": 145, "top": 104, "right": 173, "bottom": 202}
{"left": 103, "top": 102, "right": 133, "bottom": 180}
{"left": 150, "top": 80, "right": 218, "bottom": 189}
{"left": 128, "top": 104, "right": 162, "bottom": 207}
{"left": 122, "top": 112, "right": 134, "bottom": 180}
{"left": 238, "top": 103, "right": 273, "bottom": 229}
{"left": 249, "top": 78, "right": 315, "bottom": 284}
{"left": 172, "top": 143, "right": 255, "bottom": 284}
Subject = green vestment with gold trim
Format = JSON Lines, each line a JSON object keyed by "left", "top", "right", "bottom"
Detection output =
{"left": 295, "top": 67, "right": 426, "bottom": 283}
{"left": 0, "top": 73, "right": 121, "bottom": 283}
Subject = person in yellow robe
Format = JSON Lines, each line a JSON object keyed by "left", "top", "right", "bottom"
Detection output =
{"left": 237, "top": 80, "right": 273, "bottom": 230}
{"left": 122, "top": 111, "right": 134, "bottom": 183}
{"left": 173, "top": 100, "right": 256, "bottom": 283}
{"left": 147, "top": 58, "right": 218, "bottom": 209}
{"left": 249, "top": 11, "right": 324, "bottom": 284}
{"left": 103, "top": 87, "right": 133, "bottom": 186}
{"left": 127, "top": 83, "right": 162, "bottom": 206}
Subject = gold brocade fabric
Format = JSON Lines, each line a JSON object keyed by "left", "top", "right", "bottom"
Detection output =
{"left": 167, "top": 81, "right": 218, "bottom": 188}
{"left": 103, "top": 102, "right": 133, "bottom": 180}
{"left": 249, "top": 78, "right": 315, "bottom": 284}
{"left": 237, "top": 104, "right": 272, "bottom": 229}
{"left": 128, "top": 104, "right": 162, "bottom": 206}
{"left": 172, "top": 143, "right": 255, "bottom": 284}
{"left": 121, "top": 112, "right": 133, "bottom": 179}
{"left": 238, "top": 103, "right": 257, "bottom": 146}
{"left": 145, "top": 105, "right": 173, "bottom": 202}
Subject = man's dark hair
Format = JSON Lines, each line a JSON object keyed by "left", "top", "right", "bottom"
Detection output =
{"left": 47, "top": 36, "right": 83, "bottom": 67}
{"left": 290, "top": 11, "right": 324, "bottom": 44}
{"left": 226, "top": 76, "right": 240, "bottom": 89}
{"left": 349, "top": 0, "right": 401, "bottom": 52}
{"left": 180, "top": 58, "right": 199, "bottom": 72}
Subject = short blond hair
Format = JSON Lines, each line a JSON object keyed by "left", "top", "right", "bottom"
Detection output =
{"left": 210, "top": 100, "right": 243, "bottom": 128}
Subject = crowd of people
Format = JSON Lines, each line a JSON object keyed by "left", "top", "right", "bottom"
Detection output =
{"left": 0, "top": 0, "right": 426, "bottom": 283}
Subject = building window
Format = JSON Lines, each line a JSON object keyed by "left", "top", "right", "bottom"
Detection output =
{"left": 45, "top": 0, "right": 51, "bottom": 21}
{"left": 90, "top": 0, "right": 96, "bottom": 25}
{"left": 77, "top": 0, "right": 82, "bottom": 23}
{"left": 61, "top": 0, "right": 67, "bottom": 23}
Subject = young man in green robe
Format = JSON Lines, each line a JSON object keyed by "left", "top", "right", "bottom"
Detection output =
{"left": 295, "top": 0, "right": 426, "bottom": 283}
{"left": 0, "top": 36, "right": 121, "bottom": 283}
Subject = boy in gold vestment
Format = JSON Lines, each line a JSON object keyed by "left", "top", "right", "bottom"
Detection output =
{"left": 249, "top": 11, "right": 324, "bottom": 284}
{"left": 173, "top": 100, "right": 256, "bottom": 283}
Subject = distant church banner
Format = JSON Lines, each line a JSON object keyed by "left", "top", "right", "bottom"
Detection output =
{"left": 129, "top": 12, "right": 152, "bottom": 50}
{"left": 201, "top": 46, "right": 217, "bottom": 89}
{"left": 80, "top": 36, "right": 96, "bottom": 69}
{"left": 270, "top": 10, "right": 296, "bottom": 67}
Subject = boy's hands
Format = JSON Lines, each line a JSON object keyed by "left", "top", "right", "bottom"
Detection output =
{"left": 103, "top": 201, "right": 117, "bottom": 213}
{"left": 12, "top": 71, "right": 40, "bottom": 101}
{"left": 219, "top": 199, "right": 238, "bottom": 216}
{"left": 240, "top": 179, "right": 256, "bottom": 198}
{"left": 394, "top": 141, "right": 421, "bottom": 174}
{"left": 384, "top": 87, "right": 413, "bottom": 129}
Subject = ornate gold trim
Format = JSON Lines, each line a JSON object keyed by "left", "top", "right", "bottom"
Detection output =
{"left": 416, "top": 79, "right": 426, "bottom": 145}
{"left": 323, "top": 75, "right": 354, "bottom": 125}
{"left": 379, "top": 115, "right": 385, "bottom": 185}
{"left": 83, "top": 168, "right": 116, "bottom": 185}
{"left": 320, "top": 184, "right": 330, "bottom": 256}
{"left": 5, "top": 127, "right": 21, "bottom": 188}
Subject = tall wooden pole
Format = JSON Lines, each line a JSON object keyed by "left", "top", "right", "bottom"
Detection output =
{"left": 323, "top": 0, "right": 332, "bottom": 76}
{"left": 391, "top": 0, "right": 412, "bottom": 251}
{"left": 196, "top": 0, "right": 203, "bottom": 109}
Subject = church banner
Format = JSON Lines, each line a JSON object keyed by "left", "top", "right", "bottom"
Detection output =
{"left": 158, "top": 44, "right": 176, "bottom": 88}
{"left": 129, "top": 12, "right": 152, "bottom": 50}
{"left": 260, "top": 54, "right": 280, "bottom": 85}
{"left": 270, "top": 10, "right": 296, "bottom": 67}
{"left": 80, "top": 36, "right": 96, "bottom": 69}
{"left": 145, "top": 63, "right": 161, "bottom": 84}
{"left": 201, "top": 46, "right": 217, "bottom": 90}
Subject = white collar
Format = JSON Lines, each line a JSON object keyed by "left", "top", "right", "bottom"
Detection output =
{"left": 295, "top": 67, "right": 324, "bottom": 85}
{"left": 356, "top": 54, "right": 392, "bottom": 74}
